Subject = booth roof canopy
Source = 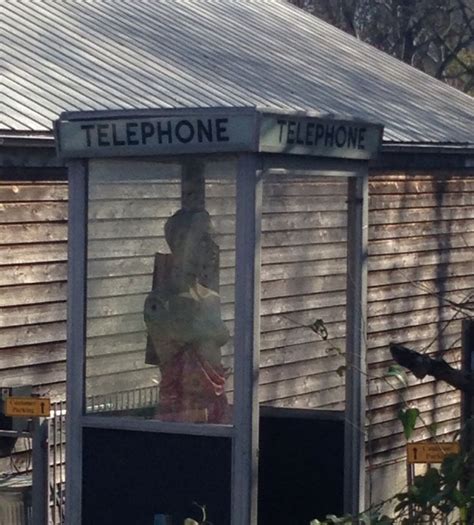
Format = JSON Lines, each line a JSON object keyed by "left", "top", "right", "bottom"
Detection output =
{"left": 2, "top": 0, "right": 473, "bottom": 145}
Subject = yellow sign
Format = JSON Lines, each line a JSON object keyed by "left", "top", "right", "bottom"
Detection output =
{"left": 407, "top": 442, "right": 460, "bottom": 464}
{"left": 4, "top": 397, "right": 51, "bottom": 417}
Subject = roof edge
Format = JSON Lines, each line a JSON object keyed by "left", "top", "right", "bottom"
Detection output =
{"left": 382, "top": 142, "right": 474, "bottom": 155}
{"left": 0, "top": 131, "right": 55, "bottom": 148}
{"left": 2, "top": 133, "right": 473, "bottom": 155}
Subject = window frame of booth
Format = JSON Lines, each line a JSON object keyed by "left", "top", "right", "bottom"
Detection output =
{"left": 65, "top": 152, "right": 261, "bottom": 525}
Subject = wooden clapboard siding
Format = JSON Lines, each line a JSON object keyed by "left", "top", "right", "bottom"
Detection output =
{"left": 366, "top": 171, "right": 474, "bottom": 470}
{"left": 0, "top": 223, "right": 67, "bottom": 243}
{"left": 87, "top": 213, "right": 347, "bottom": 239}
{"left": 255, "top": 172, "right": 472, "bottom": 470}
{"left": 1, "top": 262, "right": 67, "bottom": 285}
{"left": 1, "top": 169, "right": 472, "bottom": 484}
{"left": 1, "top": 301, "right": 67, "bottom": 327}
{"left": 84, "top": 176, "right": 349, "bottom": 400}
{"left": 0, "top": 184, "right": 68, "bottom": 202}
{"left": 258, "top": 177, "right": 348, "bottom": 411}
{"left": 0, "top": 242, "right": 69, "bottom": 265}
{"left": 0, "top": 178, "right": 68, "bottom": 402}
{"left": 0, "top": 202, "right": 68, "bottom": 223}
{"left": 0, "top": 360, "right": 66, "bottom": 388}
{"left": 1, "top": 321, "right": 66, "bottom": 349}
{"left": 0, "top": 342, "right": 66, "bottom": 369}
{"left": 85, "top": 175, "right": 238, "bottom": 398}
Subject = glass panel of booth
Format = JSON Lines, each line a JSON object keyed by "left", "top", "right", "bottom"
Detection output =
{"left": 259, "top": 171, "right": 348, "bottom": 409}
{"left": 84, "top": 156, "right": 236, "bottom": 426}
{"left": 258, "top": 170, "right": 349, "bottom": 521}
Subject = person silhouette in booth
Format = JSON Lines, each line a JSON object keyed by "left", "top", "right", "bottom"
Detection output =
{"left": 144, "top": 208, "right": 230, "bottom": 424}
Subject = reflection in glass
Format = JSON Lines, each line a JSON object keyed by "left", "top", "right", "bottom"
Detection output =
{"left": 85, "top": 158, "right": 235, "bottom": 424}
{"left": 259, "top": 174, "right": 348, "bottom": 411}
{"left": 144, "top": 208, "right": 231, "bottom": 423}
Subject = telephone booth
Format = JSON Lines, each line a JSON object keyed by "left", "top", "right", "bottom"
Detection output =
{"left": 55, "top": 107, "right": 383, "bottom": 525}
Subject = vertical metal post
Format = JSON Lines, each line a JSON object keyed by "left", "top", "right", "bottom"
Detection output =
{"left": 65, "top": 160, "right": 88, "bottom": 525}
{"left": 52, "top": 412, "right": 57, "bottom": 525}
{"left": 344, "top": 171, "right": 369, "bottom": 516}
{"left": 461, "top": 319, "right": 474, "bottom": 524}
{"left": 32, "top": 417, "right": 49, "bottom": 525}
{"left": 406, "top": 462, "right": 415, "bottom": 522}
{"left": 232, "top": 154, "right": 262, "bottom": 525}
{"left": 59, "top": 401, "right": 65, "bottom": 523}
{"left": 461, "top": 319, "right": 474, "bottom": 447}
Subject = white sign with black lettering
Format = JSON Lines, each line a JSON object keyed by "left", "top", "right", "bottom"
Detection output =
{"left": 56, "top": 114, "right": 256, "bottom": 158}
{"left": 259, "top": 115, "right": 382, "bottom": 160}
{"left": 55, "top": 109, "right": 383, "bottom": 159}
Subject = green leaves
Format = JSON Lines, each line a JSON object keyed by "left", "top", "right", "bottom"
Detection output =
{"left": 359, "top": 511, "right": 393, "bottom": 524}
{"left": 387, "top": 364, "right": 409, "bottom": 388}
{"left": 394, "top": 450, "right": 469, "bottom": 522}
{"left": 311, "top": 511, "right": 393, "bottom": 524}
{"left": 398, "top": 407, "right": 420, "bottom": 440}
{"left": 312, "top": 447, "right": 471, "bottom": 524}
{"left": 427, "top": 422, "right": 439, "bottom": 438}
{"left": 321, "top": 515, "right": 353, "bottom": 524}
{"left": 395, "top": 467, "right": 442, "bottom": 513}
{"left": 441, "top": 453, "right": 464, "bottom": 486}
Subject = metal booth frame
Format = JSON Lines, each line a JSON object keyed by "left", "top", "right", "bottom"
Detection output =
{"left": 56, "top": 107, "right": 383, "bottom": 524}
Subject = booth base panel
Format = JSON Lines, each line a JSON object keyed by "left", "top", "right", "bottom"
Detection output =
{"left": 259, "top": 408, "right": 344, "bottom": 524}
{"left": 82, "top": 409, "right": 344, "bottom": 525}
{"left": 83, "top": 429, "right": 232, "bottom": 525}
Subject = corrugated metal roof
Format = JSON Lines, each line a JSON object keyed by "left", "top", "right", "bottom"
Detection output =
{"left": 1, "top": 0, "right": 473, "bottom": 144}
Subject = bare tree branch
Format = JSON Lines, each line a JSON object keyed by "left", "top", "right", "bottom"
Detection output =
{"left": 291, "top": 0, "right": 474, "bottom": 94}
{"left": 390, "top": 343, "right": 474, "bottom": 393}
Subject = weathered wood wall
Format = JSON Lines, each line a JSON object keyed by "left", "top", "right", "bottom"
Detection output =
{"left": 0, "top": 178, "right": 68, "bottom": 403}
{"left": 1, "top": 167, "right": 472, "bottom": 491}
{"left": 365, "top": 171, "right": 474, "bottom": 481}
{"left": 84, "top": 169, "right": 348, "bottom": 410}
{"left": 85, "top": 164, "right": 237, "bottom": 404}
{"left": 259, "top": 175, "right": 348, "bottom": 409}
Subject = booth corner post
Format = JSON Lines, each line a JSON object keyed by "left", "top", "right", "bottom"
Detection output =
{"left": 232, "top": 152, "right": 262, "bottom": 525}
{"left": 32, "top": 417, "right": 50, "bottom": 525}
{"left": 65, "top": 159, "right": 88, "bottom": 525}
{"left": 344, "top": 172, "right": 369, "bottom": 516}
